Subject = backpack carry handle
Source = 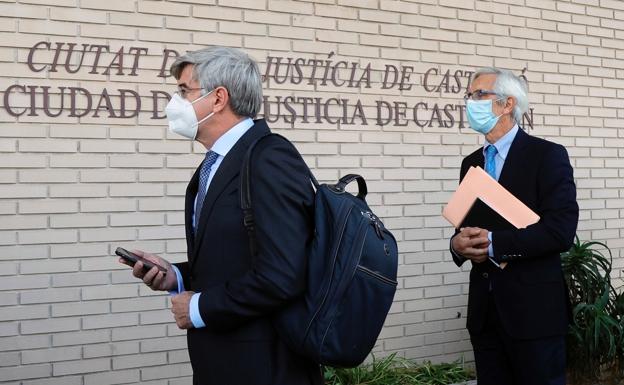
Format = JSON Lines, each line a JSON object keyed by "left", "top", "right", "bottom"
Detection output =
{"left": 333, "top": 174, "right": 367, "bottom": 200}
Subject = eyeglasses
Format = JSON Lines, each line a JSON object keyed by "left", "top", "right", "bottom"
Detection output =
{"left": 175, "top": 86, "right": 204, "bottom": 99}
{"left": 464, "top": 89, "right": 499, "bottom": 101}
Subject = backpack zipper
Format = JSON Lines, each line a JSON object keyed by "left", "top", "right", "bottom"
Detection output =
{"left": 357, "top": 265, "right": 397, "bottom": 286}
{"left": 361, "top": 210, "right": 384, "bottom": 239}
{"left": 302, "top": 203, "right": 353, "bottom": 344}
{"left": 318, "top": 221, "right": 369, "bottom": 361}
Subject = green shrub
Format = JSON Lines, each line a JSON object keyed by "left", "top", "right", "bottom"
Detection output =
{"left": 561, "top": 236, "right": 624, "bottom": 384}
{"left": 323, "top": 353, "right": 474, "bottom": 385}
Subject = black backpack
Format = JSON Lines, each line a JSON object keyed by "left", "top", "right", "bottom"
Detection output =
{"left": 240, "top": 134, "right": 398, "bottom": 368}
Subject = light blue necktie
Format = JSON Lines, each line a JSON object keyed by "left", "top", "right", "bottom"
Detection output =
{"left": 485, "top": 145, "right": 498, "bottom": 180}
{"left": 194, "top": 151, "right": 219, "bottom": 232}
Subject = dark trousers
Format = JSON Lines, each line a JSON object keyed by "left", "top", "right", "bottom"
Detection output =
{"left": 470, "top": 294, "right": 566, "bottom": 385}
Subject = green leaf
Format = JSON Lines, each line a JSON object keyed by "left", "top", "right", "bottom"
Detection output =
{"left": 322, "top": 355, "right": 474, "bottom": 385}
{"left": 562, "top": 235, "right": 623, "bottom": 383}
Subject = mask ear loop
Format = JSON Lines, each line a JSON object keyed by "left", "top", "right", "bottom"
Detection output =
{"left": 190, "top": 88, "right": 214, "bottom": 105}
{"left": 193, "top": 89, "right": 216, "bottom": 127}
{"left": 196, "top": 111, "right": 214, "bottom": 126}
{"left": 491, "top": 96, "right": 507, "bottom": 120}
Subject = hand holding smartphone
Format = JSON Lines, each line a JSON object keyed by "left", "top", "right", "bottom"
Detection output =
{"left": 115, "top": 247, "right": 167, "bottom": 275}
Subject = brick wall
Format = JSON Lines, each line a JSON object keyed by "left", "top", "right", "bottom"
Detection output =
{"left": 1, "top": 0, "right": 623, "bottom": 383}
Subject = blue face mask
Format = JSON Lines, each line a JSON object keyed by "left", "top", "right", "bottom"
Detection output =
{"left": 466, "top": 99, "right": 502, "bottom": 134}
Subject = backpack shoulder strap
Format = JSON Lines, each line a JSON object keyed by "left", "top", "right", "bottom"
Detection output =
{"left": 240, "top": 133, "right": 318, "bottom": 256}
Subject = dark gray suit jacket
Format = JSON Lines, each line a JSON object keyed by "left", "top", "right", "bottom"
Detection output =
{"left": 451, "top": 128, "right": 578, "bottom": 339}
{"left": 176, "top": 119, "right": 321, "bottom": 385}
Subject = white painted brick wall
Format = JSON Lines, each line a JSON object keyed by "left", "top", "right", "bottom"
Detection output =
{"left": 0, "top": 0, "right": 623, "bottom": 383}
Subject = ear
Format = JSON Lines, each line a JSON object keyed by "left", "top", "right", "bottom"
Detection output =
{"left": 503, "top": 96, "right": 516, "bottom": 115}
{"left": 211, "top": 86, "right": 230, "bottom": 113}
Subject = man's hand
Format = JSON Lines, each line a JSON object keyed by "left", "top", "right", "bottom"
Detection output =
{"left": 171, "top": 291, "right": 195, "bottom": 329}
{"left": 452, "top": 227, "right": 490, "bottom": 264}
{"left": 118, "top": 249, "right": 177, "bottom": 291}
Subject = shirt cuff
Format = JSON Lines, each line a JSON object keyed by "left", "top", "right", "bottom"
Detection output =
{"left": 190, "top": 293, "right": 206, "bottom": 328}
{"left": 487, "top": 231, "right": 502, "bottom": 268}
{"left": 168, "top": 265, "right": 185, "bottom": 295}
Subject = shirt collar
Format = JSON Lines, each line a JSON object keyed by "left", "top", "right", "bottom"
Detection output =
{"left": 483, "top": 124, "right": 519, "bottom": 161}
{"left": 209, "top": 117, "right": 254, "bottom": 158}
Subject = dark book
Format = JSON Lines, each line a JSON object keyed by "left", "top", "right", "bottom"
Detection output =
{"left": 460, "top": 198, "right": 516, "bottom": 231}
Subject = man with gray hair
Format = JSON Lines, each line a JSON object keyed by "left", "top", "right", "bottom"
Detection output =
{"left": 450, "top": 68, "right": 578, "bottom": 385}
{"left": 120, "top": 46, "right": 321, "bottom": 385}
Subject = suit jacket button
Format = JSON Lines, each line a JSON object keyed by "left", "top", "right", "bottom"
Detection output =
{"left": 482, "top": 272, "right": 489, "bottom": 279}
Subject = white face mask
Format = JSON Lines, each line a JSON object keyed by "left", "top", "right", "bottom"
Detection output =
{"left": 165, "top": 89, "right": 214, "bottom": 140}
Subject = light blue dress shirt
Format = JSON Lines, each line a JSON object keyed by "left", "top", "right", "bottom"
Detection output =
{"left": 484, "top": 124, "right": 519, "bottom": 263}
{"left": 170, "top": 117, "right": 254, "bottom": 328}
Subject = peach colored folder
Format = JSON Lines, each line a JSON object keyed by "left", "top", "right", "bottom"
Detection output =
{"left": 443, "top": 166, "right": 540, "bottom": 269}
{"left": 443, "top": 166, "right": 539, "bottom": 229}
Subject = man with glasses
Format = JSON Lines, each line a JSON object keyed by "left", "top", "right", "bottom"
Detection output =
{"left": 450, "top": 68, "right": 578, "bottom": 385}
{"left": 119, "top": 47, "right": 321, "bottom": 385}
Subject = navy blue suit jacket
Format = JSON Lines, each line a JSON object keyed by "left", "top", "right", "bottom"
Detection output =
{"left": 175, "top": 119, "right": 321, "bottom": 385}
{"left": 451, "top": 128, "right": 578, "bottom": 339}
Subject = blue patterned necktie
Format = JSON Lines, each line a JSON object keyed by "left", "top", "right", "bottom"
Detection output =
{"left": 485, "top": 145, "right": 498, "bottom": 180}
{"left": 194, "top": 151, "right": 219, "bottom": 231}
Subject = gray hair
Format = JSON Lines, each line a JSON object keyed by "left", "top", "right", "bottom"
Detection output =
{"left": 170, "top": 47, "right": 263, "bottom": 118}
{"left": 472, "top": 67, "right": 529, "bottom": 124}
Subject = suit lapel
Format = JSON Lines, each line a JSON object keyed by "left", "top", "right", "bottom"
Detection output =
{"left": 461, "top": 147, "right": 484, "bottom": 180}
{"left": 191, "top": 119, "right": 270, "bottom": 264}
{"left": 475, "top": 150, "right": 485, "bottom": 169}
{"left": 184, "top": 166, "right": 200, "bottom": 262}
{"left": 497, "top": 127, "right": 529, "bottom": 188}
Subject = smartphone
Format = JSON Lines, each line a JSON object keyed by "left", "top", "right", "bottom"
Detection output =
{"left": 115, "top": 247, "right": 167, "bottom": 275}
